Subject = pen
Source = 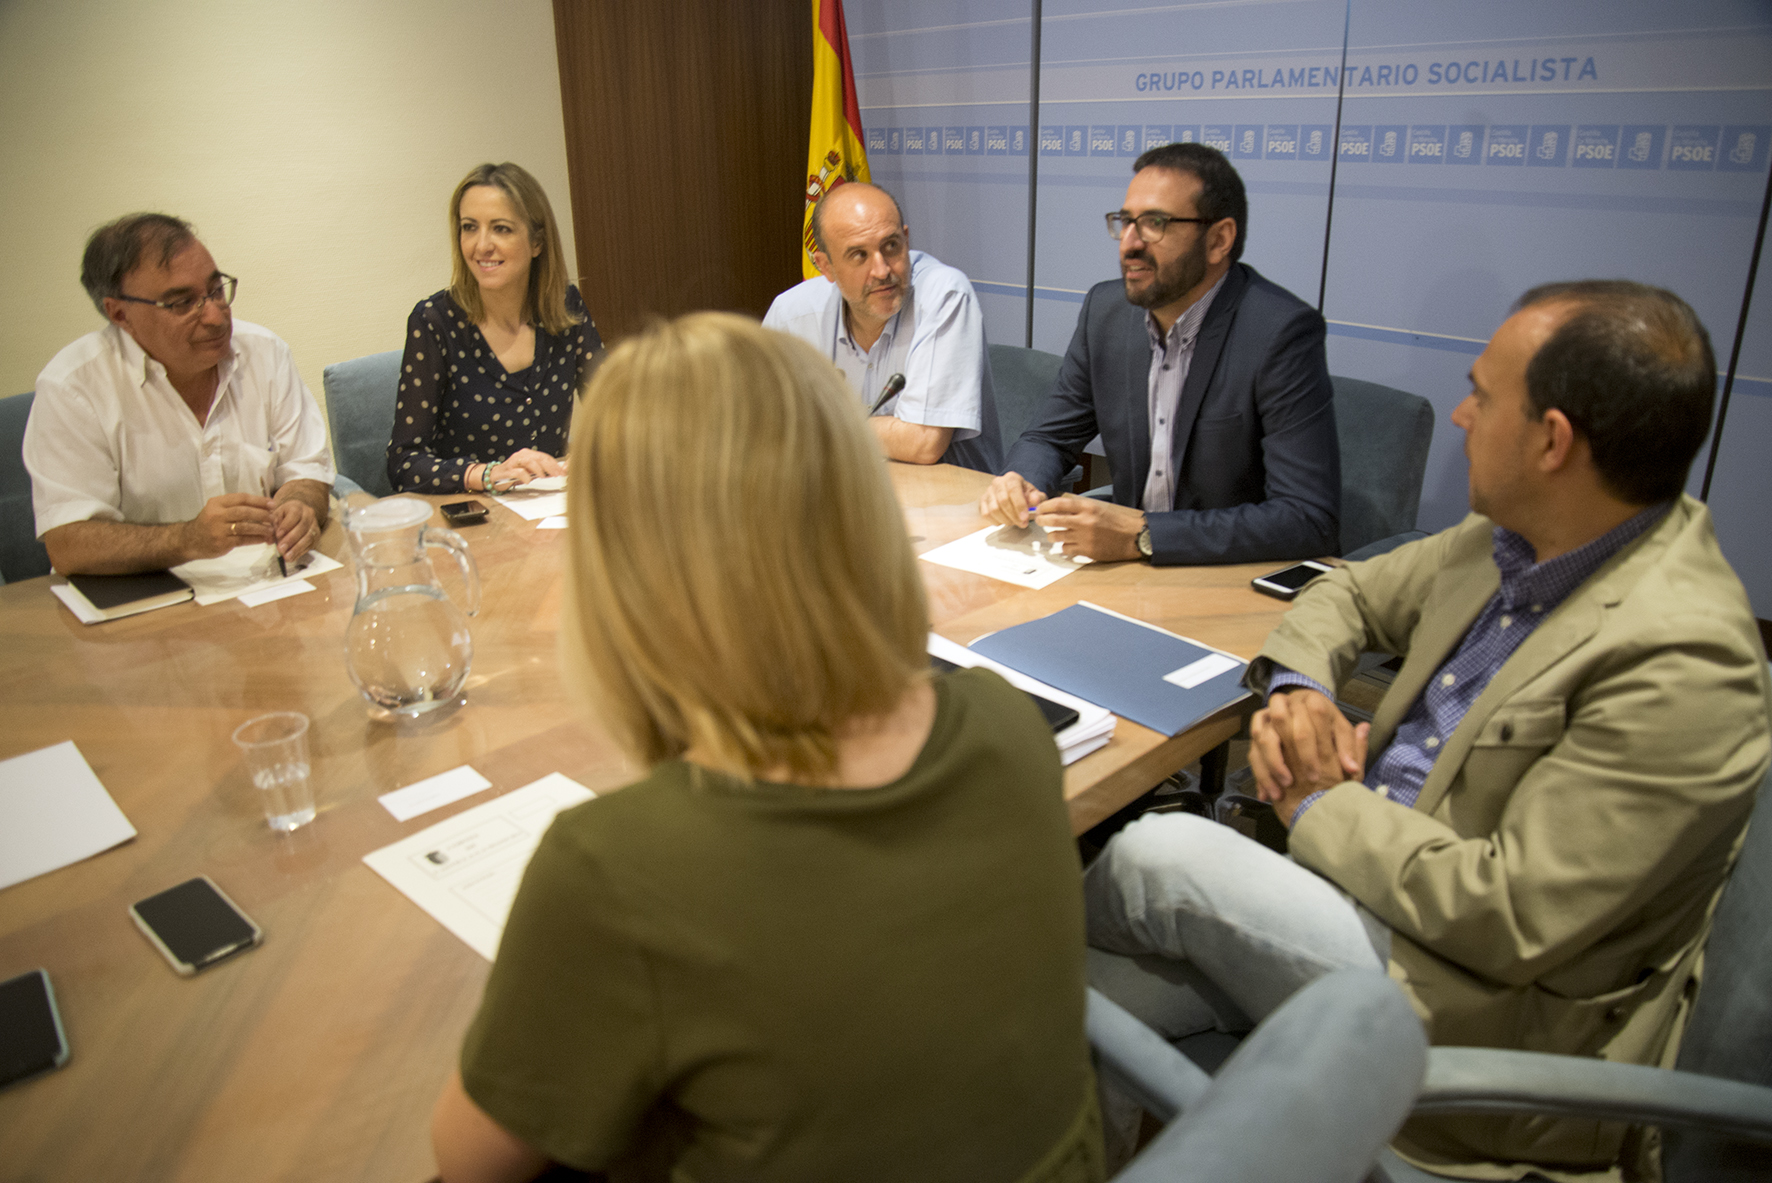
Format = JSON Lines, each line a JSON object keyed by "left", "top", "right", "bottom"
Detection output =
{"left": 267, "top": 438, "right": 286, "bottom": 577}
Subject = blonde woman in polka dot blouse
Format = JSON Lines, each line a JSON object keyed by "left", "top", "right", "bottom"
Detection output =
{"left": 387, "top": 162, "right": 603, "bottom": 494}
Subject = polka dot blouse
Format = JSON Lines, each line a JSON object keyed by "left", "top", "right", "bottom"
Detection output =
{"left": 386, "top": 285, "right": 603, "bottom": 492}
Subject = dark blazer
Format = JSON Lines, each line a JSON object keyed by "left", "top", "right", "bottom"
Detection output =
{"left": 1004, "top": 263, "right": 1340, "bottom": 565}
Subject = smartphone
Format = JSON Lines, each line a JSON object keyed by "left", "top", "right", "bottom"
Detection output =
{"left": 1251, "top": 560, "right": 1334, "bottom": 601}
{"left": 440, "top": 500, "right": 488, "bottom": 526}
{"left": 929, "top": 655, "right": 1082, "bottom": 733}
{"left": 129, "top": 877, "right": 262, "bottom": 976}
{"left": 0, "top": 969, "right": 69, "bottom": 1090}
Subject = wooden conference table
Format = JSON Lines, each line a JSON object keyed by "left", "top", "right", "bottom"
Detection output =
{"left": 0, "top": 463, "right": 1291, "bottom": 1181}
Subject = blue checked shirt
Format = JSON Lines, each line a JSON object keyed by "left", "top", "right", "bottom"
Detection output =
{"left": 1273, "top": 502, "right": 1671, "bottom": 821}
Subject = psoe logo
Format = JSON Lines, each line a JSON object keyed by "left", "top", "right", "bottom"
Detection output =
{"left": 1629, "top": 131, "right": 1653, "bottom": 162}
{"left": 1307, "top": 129, "right": 1323, "bottom": 154}
{"left": 1239, "top": 128, "right": 1256, "bottom": 153}
{"left": 1452, "top": 130, "right": 1474, "bottom": 159}
{"left": 1536, "top": 130, "right": 1559, "bottom": 160}
{"left": 1378, "top": 129, "right": 1398, "bottom": 159}
{"left": 1730, "top": 131, "right": 1757, "bottom": 166}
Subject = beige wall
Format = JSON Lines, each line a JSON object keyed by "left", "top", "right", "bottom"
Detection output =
{"left": 0, "top": 0, "right": 575, "bottom": 431}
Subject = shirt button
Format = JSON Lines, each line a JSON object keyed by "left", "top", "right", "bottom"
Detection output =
{"left": 1376, "top": 785, "right": 1390, "bottom": 798}
{"left": 1424, "top": 736, "right": 1440, "bottom": 749}
{"left": 1441, "top": 673, "right": 1456, "bottom": 687}
{"left": 1500, "top": 615, "right": 1513, "bottom": 629}
{"left": 1532, "top": 604, "right": 1543, "bottom": 613}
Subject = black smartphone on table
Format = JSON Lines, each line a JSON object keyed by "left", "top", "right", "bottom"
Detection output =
{"left": 129, "top": 877, "right": 262, "bottom": 976}
{"left": 440, "top": 500, "right": 488, "bottom": 526}
{"left": 0, "top": 969, "right": 70, "bottom": 1090}
{"left": 1251, "top": 559, "right": 1334, "bottom": 601}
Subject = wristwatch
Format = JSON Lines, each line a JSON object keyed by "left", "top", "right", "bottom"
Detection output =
{"left": 1136, "top": 525, "right": 1153, "bottom": 559}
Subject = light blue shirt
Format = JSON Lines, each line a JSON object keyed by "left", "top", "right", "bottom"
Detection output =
{"left": 762, "top": 250, "right": 1002, "bottom": 472}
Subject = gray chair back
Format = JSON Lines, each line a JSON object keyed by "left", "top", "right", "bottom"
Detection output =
{"left": 1331, "top": 376, "right": 1434, "bottom": 556}
{"left": 988, "top": 343, "right": 1063, "bottom": 451}
{"left": 322, "top": 350, "right": 401, "bottom": 499}
{"left": 1663, "top": 765, "right": 1772, "bottom": 1180}
{"left": 0, "top": 392, "right": 53, "bottom": 583}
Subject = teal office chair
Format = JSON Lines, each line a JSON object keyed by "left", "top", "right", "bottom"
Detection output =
{"left": 988, "top": 342, "right": 1084, "bottom": 488}
{"left": 1092, "top": 968, "right": 1426, "bottom": 1181}
{"left": 988, "top": 343, "right": 1064, "bottom": 450}
{"left": 322, "top": 350, "right": 401, "bottom": 499}
{"left": 0, "top": 392, "right": 52, "bottom": 583}
{"left": 1332, "top": 376, "right": 1435, "bottom": 560}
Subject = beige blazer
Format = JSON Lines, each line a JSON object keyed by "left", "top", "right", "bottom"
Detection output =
{"left": 1253, "top": 496, "right": 1770, "bottom": 1178}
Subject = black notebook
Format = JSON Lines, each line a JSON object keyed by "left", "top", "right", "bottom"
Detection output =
{"left": 60, "top": 570, "right": 194, "bottom": 622}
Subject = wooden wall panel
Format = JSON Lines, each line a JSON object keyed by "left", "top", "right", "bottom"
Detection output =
{"left": 553, "top": 0, "right": 812, "bottom": 342}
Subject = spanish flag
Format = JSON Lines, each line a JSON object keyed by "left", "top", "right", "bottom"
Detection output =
{"left": 801, "top": 0, "right": 870, "bottom": 278}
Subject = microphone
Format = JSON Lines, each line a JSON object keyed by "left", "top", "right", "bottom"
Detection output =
{"left": 868, "top": 373, "right": 907, "bottom": 416}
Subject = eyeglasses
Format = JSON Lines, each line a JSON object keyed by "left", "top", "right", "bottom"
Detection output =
{"left": 1105, "top": 212, "right": 1216, "bottom": 243}
{"left": 113, "top": 274, "right": 238, "bottom": 319}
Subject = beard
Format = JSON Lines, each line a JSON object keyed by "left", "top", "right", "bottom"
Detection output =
{"left": 1123, "top": 231, "right": 1209, "bottom": 311}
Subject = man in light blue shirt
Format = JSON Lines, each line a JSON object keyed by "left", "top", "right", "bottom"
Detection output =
{"left": 763, "top": 184, "right": 1001, "bottom": 472}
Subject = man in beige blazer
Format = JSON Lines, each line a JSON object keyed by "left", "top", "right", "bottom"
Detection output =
{"left": 1085, "top": 280, "right": 1770, "bottom": 1180}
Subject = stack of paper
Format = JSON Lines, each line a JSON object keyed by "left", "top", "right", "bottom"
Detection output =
{"left": 928, "top": 634, "right": 1114, "bottom": 764}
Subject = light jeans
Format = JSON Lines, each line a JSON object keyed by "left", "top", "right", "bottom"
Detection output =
{"left": 1085, "top": 811, "right": 1388, "bottom": 1031}
{"left": 1084, "top": 812, "right": 1390, "bottom": 1157}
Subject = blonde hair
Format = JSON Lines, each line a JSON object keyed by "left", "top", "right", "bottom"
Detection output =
{"left": 446, "top": 162, "right": 583, "bottom": 336}
{"left": 563, "top": 313, "right": 929, "bottom": 783}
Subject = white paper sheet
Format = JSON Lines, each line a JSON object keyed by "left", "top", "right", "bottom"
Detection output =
{"left": 172, "top": 545, "right": 344, "bottom": 606}
{"left": 362, "top": 773, "right": 596, "bottom": 959}
{"left": 495, "top": 492, "right": 568, "bottom": 521}
{"left": 918, "top": 523, "right": 1090, "bottom": 590}
{"left": 508, "top": 475, "right": 567, "bottom": 492}
{"left": 537, "top": 516, "right": 568, "bottom": 530}
{"left": 1163, "top": 652, "right": 1241, "bottom": 690}
{"left": 928, "top": 634, "right": 1114, "bottom": 765}
{"left": 378, "top": 764, "right": 493, "bottom": 822}
{"left": 237, "top": 579, "right": 315, "bottom": 608}
{"left": 0, "top": 741, "right": 137, "bottom": 891}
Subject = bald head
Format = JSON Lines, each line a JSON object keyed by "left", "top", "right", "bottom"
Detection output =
{"left": 810, "top": 183, "right": 904, "bottom": 256}
{"left": 810, "top": 183, "right": 912, "bottom": 339}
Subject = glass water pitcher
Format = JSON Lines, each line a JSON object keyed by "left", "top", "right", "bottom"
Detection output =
{"left": 344, "top": 498, "right": 481, "bottom": 717}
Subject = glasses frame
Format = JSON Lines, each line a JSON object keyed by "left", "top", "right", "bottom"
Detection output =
{"left": 111, "top": 273, "right": 239, "bottom": 320}
{"left": 1105, "top": 212, "right": 1217, "bottom": 243}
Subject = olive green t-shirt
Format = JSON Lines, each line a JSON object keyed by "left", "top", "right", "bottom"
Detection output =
{"left": 460, "top": 668, "right": 1101, "bottom": 1182}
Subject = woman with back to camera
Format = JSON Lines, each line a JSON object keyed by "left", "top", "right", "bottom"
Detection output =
{"left": 387, "top": 161, "right": 601, "bottom": 495}
{"left": 430, "top": 314, "right": 1104, "bottom": 1183}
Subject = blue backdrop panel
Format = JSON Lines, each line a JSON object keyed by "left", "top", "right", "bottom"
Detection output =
{"left": 1322, "top": 0, "right": 1772, "bottom": 534}
{"left": 1706, "top": 255, "right": 1772, "bottom": 619}
{"left": 849, "top": 0, "right": 1034, "bottom": 346}
{"left": 1029, "top": 0, "right": 1348, "bottom": 355}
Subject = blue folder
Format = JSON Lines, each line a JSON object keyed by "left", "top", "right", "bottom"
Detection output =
{"left": 969, "top": 603, "right": 1250, "bottom": 736}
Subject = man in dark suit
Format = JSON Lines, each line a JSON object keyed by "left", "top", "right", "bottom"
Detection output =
{"left": 980, "top": 143, "right": 1340, "bottom": 565}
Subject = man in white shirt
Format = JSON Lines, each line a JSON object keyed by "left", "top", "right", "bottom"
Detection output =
{"left": 763, "top": 184, "right": 1001, "bottom": 472}
{"left": 25, "top": 213, "right": 333, "bottom": 575}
